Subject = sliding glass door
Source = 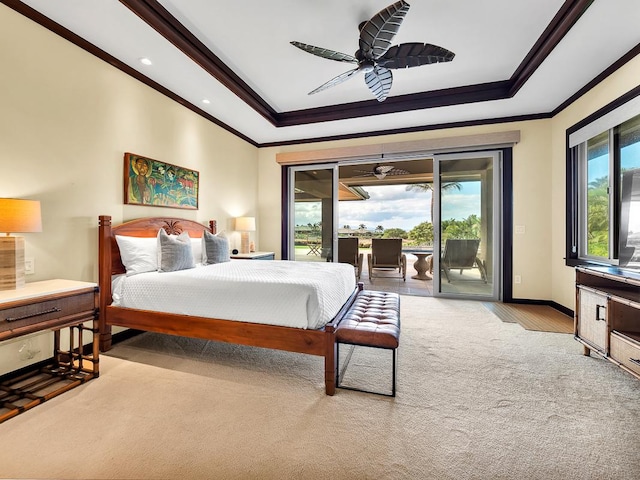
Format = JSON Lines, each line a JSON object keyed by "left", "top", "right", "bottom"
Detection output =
{"left": 288, "top": 165, "right": 338, "bottom": 262}
{"left": 433, "top": 152, "right": 501, "bottom": 300}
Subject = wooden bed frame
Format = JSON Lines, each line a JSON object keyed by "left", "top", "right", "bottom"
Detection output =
{"left": 97, "top": 215, "right": 359, "bottom": 395}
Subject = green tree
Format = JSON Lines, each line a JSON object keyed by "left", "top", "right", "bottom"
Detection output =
{"left": 586, "top": 175, "right": 609, "bottom": 257}
{"left": 382, "top": 228, "right": 408, "bottom": 239}
{"left": 374, "top": 225, "right": 384, "bottom": 237}
{"left": 408, "top": 222, "right": 434, "bottom": 245}
{"left": 441, "top": 214, "right": 481, "bottom": 240}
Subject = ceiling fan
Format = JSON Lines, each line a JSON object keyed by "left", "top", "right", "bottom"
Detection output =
{"left": 290, "top": 0, "right": 455, "bottom": 102}
{"left": 354, "top": 164, "right": 410, "bottom": 180}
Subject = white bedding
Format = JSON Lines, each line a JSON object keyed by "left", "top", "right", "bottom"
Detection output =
{"left": 111, "top": 260, "right": 356, "bottom": 329}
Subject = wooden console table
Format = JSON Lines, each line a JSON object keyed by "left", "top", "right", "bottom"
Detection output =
{"left": 575, "top": 266, "right": 640, "bottom": 380}
{"left": 0, "top": 279, "right": 99, "bottom": 423}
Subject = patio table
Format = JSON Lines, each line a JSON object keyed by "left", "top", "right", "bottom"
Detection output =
{"left": 403, "top": 249, "right": 433, "bottom": 280}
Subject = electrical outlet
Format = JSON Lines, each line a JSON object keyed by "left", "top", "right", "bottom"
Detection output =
{"left": 25, "top": 257, "right": 35, "bottom": 275}
{"left": 514, "top": 275, "right": 522, "bottom": 284}
{"left": 515, "top": 225, "right": 526, "bottom": 234}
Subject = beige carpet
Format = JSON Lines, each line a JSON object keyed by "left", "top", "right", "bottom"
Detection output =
{"left": 0, "top": 296, "right": 639, "bottom": 479}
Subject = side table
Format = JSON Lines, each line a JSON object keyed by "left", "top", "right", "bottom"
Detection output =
{"left": 230, "top": 251, "right": 275, "bottom": 260}
{"left": 0, "top": 279, "right": 99, "bottom": 423}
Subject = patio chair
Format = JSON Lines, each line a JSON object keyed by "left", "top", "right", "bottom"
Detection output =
{"left": 368, "top": 238, "right": 406, "bottom": 281}
{"left": 440, "top": 239, "right": 487, "bottom": 283}
{"left": 306, "top": 237, "right": 321, "bottom": 255}
{"left": 338, "top": 237, "right": 363, "bottom": 279}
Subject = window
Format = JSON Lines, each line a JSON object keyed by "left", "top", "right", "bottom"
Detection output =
{"left": 618, "top": 115, "right": 640, "bottom": 266}
{"left": 568, "top": 101, "right": 640, "bottom": 268}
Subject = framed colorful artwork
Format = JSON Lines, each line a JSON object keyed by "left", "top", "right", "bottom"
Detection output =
{"left": 123, "top": 153, "right": 199, "bottom": 209}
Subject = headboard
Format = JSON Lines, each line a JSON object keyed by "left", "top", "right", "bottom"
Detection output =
{"left": 97, "top": 215, "right": 217, "bottom": 347}
{"left": 98, "top": 215, "right": 216, "bottom": 276}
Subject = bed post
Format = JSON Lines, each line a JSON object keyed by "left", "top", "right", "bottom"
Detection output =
{"left": 324, "top": 324, "right": 337, "bottom": 396}
{"left": 98, "top": 215, "right": 113, "bottom": 351}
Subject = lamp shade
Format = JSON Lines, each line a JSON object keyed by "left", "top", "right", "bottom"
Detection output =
{"left": 0, "top": 199, "right": 42, "bottom": 234}
{"left": 235, "top": 216, "right": 255, "bottom": 232}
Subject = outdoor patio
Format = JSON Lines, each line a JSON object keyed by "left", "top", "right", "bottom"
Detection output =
{"left": 294, "top": 247, "right": 433, "bottom": 297}
{"left": 294, "top": 245, "right": 492, "bottom": 298}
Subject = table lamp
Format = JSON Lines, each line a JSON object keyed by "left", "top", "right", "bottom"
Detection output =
{"left": 0, "top": 198, "right": 42, "bottom": 290}
{"left": 235, "top": 216, "right": 255, "bottom": 254}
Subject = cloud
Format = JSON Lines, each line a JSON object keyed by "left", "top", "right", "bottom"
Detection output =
{"left": 296, "top": 184, "right": 480, "bottom": 231}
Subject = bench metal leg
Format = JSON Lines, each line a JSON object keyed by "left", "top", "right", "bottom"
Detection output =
{"left": 336, "top": 342, "right": 397, "bottom": 397}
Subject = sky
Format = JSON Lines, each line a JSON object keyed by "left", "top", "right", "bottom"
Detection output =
{"left": 295, "top": 183, "right": 481, "bottom": 232}
{"left": 589, "top": 142, "right": 640, "bottom": 233}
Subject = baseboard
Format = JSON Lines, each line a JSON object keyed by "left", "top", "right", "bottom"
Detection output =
{"left": 111, "top": 329, "right": 144, "bottom": 346}
{"left": 507, "top": 298, "right": 574, "bottom": 318}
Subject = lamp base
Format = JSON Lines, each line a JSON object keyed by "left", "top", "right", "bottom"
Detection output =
{"left": 240, "top": 232, "right": 250, "bottom": 254}
{"left": 0, "top": 236, "right": 25, "bottom": 290}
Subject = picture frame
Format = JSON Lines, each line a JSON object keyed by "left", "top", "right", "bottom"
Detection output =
{"left": 123, "top": 153, "right": 199, "bottom": 210}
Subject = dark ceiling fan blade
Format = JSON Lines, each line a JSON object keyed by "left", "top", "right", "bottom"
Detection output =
{"left": 377, "top": 42, "right": 455, "bottom": 69}
{"left": 308, "top": 67, "right": 360, "bottom": 95}
{"left": 359, "top": 0, "right": 410, "bottom": 61}
{"left": 365, "top": 66, "right": 393, "bottom": 102}
{"left": 290, "top": 41, "right": 358, "bottom": 63}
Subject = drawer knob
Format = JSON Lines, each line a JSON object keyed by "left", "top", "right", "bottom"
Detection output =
{"left": 5, "top": 307, "right": 62, "bottom": 322}
{"left": 630, "top": 358, "right": 640, "bottom": 367}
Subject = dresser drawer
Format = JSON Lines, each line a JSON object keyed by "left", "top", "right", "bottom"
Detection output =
{"left": 577, "top": 287, "right": 609, "bottom": 353}
{"left": 0, "top": 290, "right": 96, "bottom": 335}
{"left": 610, "top": 332, "right": 640, "bottom": 377}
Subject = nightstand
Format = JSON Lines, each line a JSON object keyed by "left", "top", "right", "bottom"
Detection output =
{"left": 0, "top": 279, "right": 99, "bottom": 423}
{"left": 230, "top": 251, "right": 275, "bottom": 260}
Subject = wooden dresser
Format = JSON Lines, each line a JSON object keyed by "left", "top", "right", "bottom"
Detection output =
{"left": 0, "top": 279, "right": 99, "bottom": 423}
{"left": 575, "top": 266, "right": 640, "bottom": 380}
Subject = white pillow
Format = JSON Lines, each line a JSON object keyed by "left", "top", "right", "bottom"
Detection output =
{"left": 115, "top": 235, "right": 158, "bottom": 276}
{"left": 191, "top": 238, "right": 203, "bottom": 265}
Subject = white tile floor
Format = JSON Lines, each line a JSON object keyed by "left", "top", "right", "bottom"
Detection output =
{"left": 294, "top": 250, "right": 495, "bottom": 298}
{"left": 358, "top": 254, "right": 433, "bottom": 297}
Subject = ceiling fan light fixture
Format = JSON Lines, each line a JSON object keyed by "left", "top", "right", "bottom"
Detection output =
{"left": 290, "top": 0, "right": 454, "bottom": 102}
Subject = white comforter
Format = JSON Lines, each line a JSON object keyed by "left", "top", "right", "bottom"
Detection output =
{"left": 111, "top": 260, "right": 356, "bottom": 329}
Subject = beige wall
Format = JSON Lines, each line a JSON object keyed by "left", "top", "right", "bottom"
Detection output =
{"left": 0, "top": 6, "right": 258, "bottom": 374}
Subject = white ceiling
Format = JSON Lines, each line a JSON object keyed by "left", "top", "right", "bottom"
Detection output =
{"left": 14, "top": 0, "right": 640, "bottom": 145}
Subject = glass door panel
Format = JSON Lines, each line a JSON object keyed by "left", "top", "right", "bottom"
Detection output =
{"left": 290, "top": 166, "right": 337, "bottom": 262}
{"left": 433, "top": 152, "right": 500, "bottom": 300}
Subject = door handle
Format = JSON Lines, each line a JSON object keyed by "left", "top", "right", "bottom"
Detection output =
{"left": 595, "top": 304, "right": 606, "bottom": 321}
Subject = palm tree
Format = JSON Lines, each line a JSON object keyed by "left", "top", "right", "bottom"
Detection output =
{"left": 405, "top": 182, "right": 462, "bottom": 223}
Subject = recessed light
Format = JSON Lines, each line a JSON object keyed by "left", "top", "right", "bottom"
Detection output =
{"left": 139, "top": 57, "right": 152, "bottom": 66}
{"left": 202, "top": 99, "right": 211, "bottom": 104}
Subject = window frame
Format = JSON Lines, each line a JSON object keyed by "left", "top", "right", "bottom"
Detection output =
{"left": 566, "top": 85, "right": 640, "bottom": 267}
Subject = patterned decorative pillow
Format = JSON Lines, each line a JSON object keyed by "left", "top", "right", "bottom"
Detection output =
{"left": 115, "top": 235, "right": 158, "bottom": 276}
{"left": 202, "top": 230, "right": 230, "bottom": 264}
{"left": 157, "top": 229, "right": 195, "bottom": 272}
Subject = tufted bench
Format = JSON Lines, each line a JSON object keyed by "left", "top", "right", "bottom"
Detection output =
{"left": 335, "top": 290, "right": 400, "bottom": 396}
